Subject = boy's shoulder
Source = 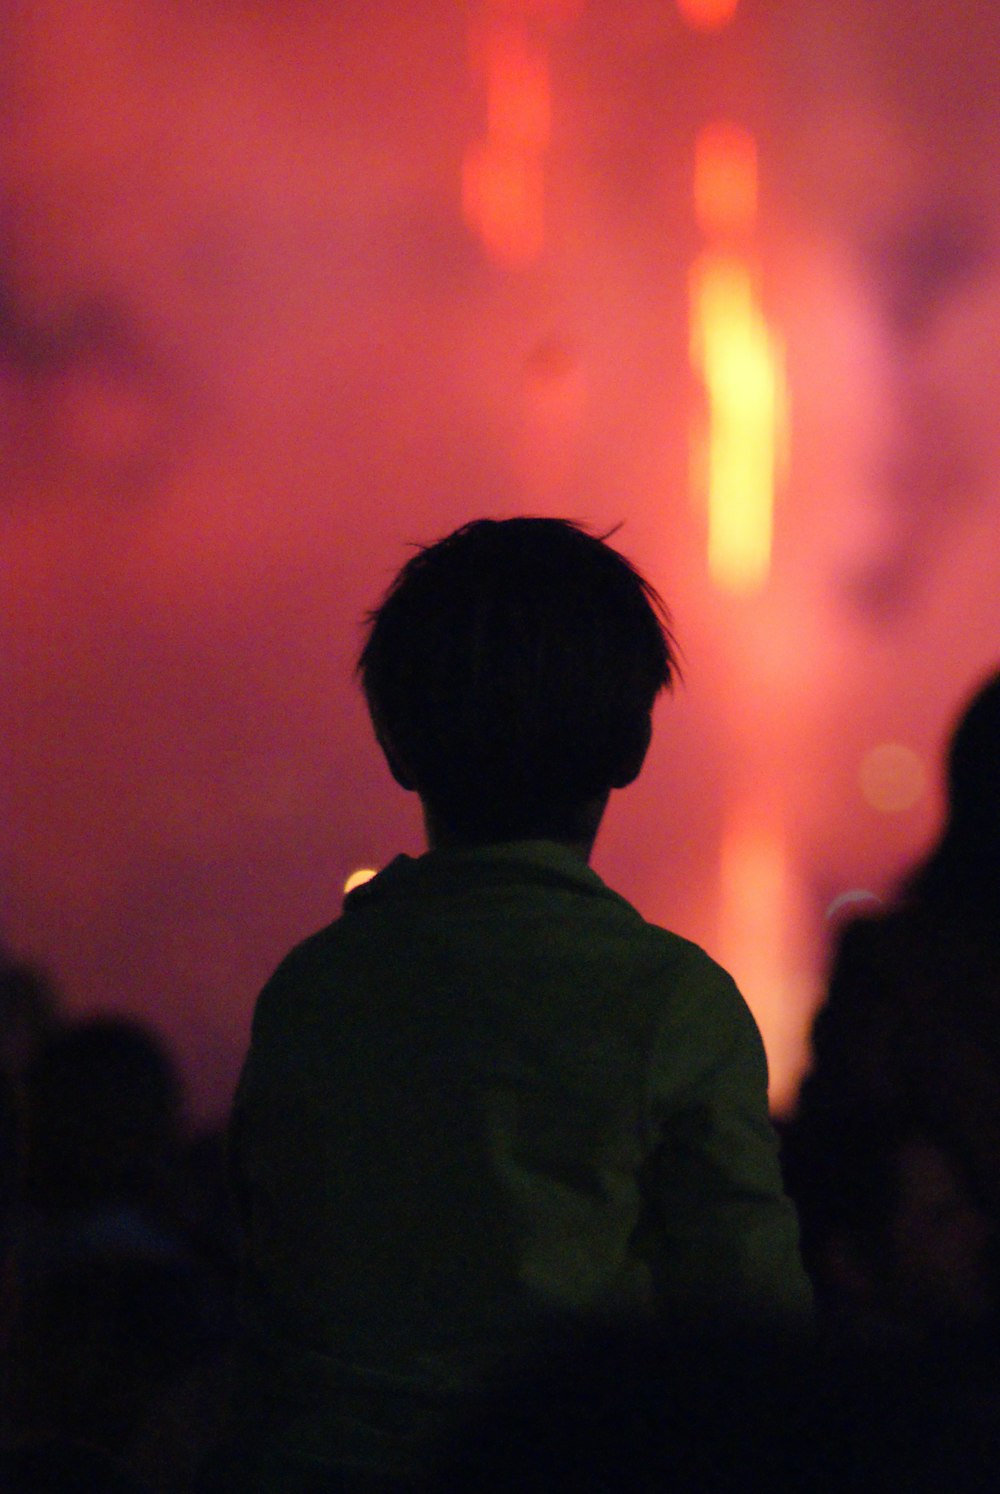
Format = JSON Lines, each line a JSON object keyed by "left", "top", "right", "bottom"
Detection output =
{"left": 331, "top": 843, "right": 724, "bottom": 955}
{"left": 259, "top": 842, "right": 748, "bottom": 1033}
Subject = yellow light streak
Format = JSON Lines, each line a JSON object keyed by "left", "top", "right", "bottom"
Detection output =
{"left": 690, "top": 252, "right": 785, "bottom": 594}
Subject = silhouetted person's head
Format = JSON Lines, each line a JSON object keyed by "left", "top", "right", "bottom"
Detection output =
{"left": 0, "top": 958, "right": 60, "bottom": 1083}
{"left": 358, "top": 518, "right": 677, "bottom": 850}
{"left": 944, "top": 668, "right": 1000, "bottom": 838}
{"left": 23, "top": 1017, "right": 182, "bottom": 1217}
{"left": 782, "top": 1108, "right": 996, "bottom": 1338}
{"left": 905, "top": 667, "right": 1000, "bottom": 910}
{"left": 0, "top": 1071, "right": 18, "bottom": 1272}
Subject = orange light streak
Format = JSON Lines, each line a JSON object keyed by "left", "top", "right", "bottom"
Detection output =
{"left": 717, "top": 808, "right": 809, "bottom": 1112}
{"left": 718, "top": 816, "right": 787, "bottom": 995}
{"left": 462, "top": 141, "right": 546, "bottom": 265}
{"left": 694, "top": 121, "right": 757, "bottom": 237}
{"left": 485, "top": 27, "right": 551, "bottom": 150}
{"left": 463, "top": 11, "right": 555, "bottom": 267}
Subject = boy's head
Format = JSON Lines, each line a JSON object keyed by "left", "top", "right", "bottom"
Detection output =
{"left": 358, "top": 518, "right": 677, "bottom": 846}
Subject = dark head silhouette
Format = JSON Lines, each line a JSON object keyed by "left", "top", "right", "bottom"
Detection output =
{"left": 904, "top": 667, "right": 1000, "bottom": 912}
{"left": 23, "top": 1016, "right": 181, "bottom": 1216}
{"left": 944, "top": 669, "right": 1000, "bottom": 833}
{"left": 358, "top": 517, "right": 677, "bottom": 847}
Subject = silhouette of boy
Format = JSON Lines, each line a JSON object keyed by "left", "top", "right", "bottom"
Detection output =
{"left": 224, "top": 518, "right": 811, "bottom": 1491}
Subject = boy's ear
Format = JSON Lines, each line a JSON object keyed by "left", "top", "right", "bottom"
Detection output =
{"left": 375, "top": 729, "right": 417, "bottom": 792}
{"left": 609, "top": 714, "right": 653, "bottom": 789}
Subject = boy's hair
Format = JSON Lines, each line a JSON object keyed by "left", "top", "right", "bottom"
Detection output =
{"left": 358, "top": 517, "right": 678, "bottom": 843}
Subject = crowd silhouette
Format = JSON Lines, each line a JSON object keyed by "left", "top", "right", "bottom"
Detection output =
{"left": 784, "top": 669, "right": 1000, "bottom": 1345}
{"left": 0, "top": 982, "right": 237, "bottom": 1491}
{"left": 3, "top": 628, "right": 1000, "bottom": 1488}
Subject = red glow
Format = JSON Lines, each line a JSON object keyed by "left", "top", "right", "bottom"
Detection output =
{"left": 676, "top": 0, "right": 739, "bottom": 31}
{"left": 5, "top": 1, "right": 1000, "bottom": 1127}
{"left": 462, "top": 140, "right": 546, "bottom": 264}
{"left": 464, "top": 19, "right": 551, "bottom": 264}
{"left": 694, "top": 121, "right": 758, "bottom": 237}
{"left": 485, "top": 0, "right": 584, "bottom": 20}
{"left": 485, "top": 28, "right": 551, "bottom": 150}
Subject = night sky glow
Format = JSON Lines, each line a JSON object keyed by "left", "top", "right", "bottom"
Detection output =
{"left": 4, "top": 0, "right": 1000, "bottom": 1122}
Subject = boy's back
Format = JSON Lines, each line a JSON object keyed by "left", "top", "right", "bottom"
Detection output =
{"left": 220, "top": 519, "right": 811, "bottom": 1490}
{"left": 228, "top": 841, "right": 809, "bottom": 1487}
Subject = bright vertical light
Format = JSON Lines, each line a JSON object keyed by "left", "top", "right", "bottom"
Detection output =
{"left": 717, "top": 812, "right": 797, "bottom": 1106}
{"left": 690, "top": 116, "right": 783, "bottom": 594}
{"left": 719, "top": 818, "right": 786, "bottom": 974}
{"left": 484, "top": 26, "right": 551, "bottom": 149}
{"left": 676, "top": 0, "right": 739, "bottom": 31}
{"left": 463, "top": 17, "right": 552, "bottom": 266}
{"left": 690, "top": 252, "right": 785, "bottom": 594}
{"left": 716, "top": 805, "right": 812, "bottom": 1112}
{"left": 462, "top": 142, "right": 546, "bottom": 265}
{"left": 694, "top": 120, "right": 757, "bottom": 237}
